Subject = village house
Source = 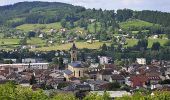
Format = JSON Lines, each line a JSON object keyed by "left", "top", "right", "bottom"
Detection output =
{"left": 22, "top": 58, "right": 45, "bottom": 63}
{"left": 98, "top": 56, "right": 112, "bottom": 65}
{"left": 136, "top": 58, "right": 146, "bottom": 65}
{"left": 85, "top": 80, "right": 110, "bottom": 91}
{"left": 109, "top": 74, "right": 125, "bottom": 84}
{"left": 97, "top": 70, "right": 113, "bottom": 81}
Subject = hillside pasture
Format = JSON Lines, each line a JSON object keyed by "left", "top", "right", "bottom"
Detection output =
{"left": 16, "top": 22, "right": 62, "bottom": 32}
{"left": 31, "top": 41, "right": 110, "bottom": 51}
{"left": 119, "top": 19, "right": 158, "bottom": 31}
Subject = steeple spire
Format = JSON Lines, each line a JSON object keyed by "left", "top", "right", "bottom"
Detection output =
{"left": 71, "top": 43, "right": 77, "bottom": 50}
{"left": 70, "top": 43, "right": 78, "bottom": 62}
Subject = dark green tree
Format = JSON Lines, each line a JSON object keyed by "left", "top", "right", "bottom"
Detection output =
{"left": 151, "top": 42, "right": 161, "bottom": 51}
{"left": 30, "top": 75, "right": 37, "bottom": 85}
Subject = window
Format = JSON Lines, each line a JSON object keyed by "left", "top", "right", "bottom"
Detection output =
{"left": 79, "top": 70, "right": 81, "bottom": 77}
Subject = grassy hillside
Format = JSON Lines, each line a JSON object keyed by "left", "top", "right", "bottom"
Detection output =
{"left": 16, "top": 22, "right": 62, "bottom": 32}
{"left": 31, "top": 41, "right": 110, "bottom": 51}
{"left": 16, "top": 21, "right": 102, "bottom": 34}
{"left": 0, "top": 37, "right": 168, "bottom": 51}
{"left": 126, "top": 38, "right": 168, "bottom": 48}
{"left": 119, "top": 19, "right": 159, "bottom": 31}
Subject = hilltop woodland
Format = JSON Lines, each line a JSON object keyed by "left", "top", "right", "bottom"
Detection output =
{"left": 0, "top": 2, "right": 170, "bottom": 64}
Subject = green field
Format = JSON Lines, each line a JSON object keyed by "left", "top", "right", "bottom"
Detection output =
{"left": 148, "top": 38, "right": 168, "bottom": 48}
{"left": 119, "top": 19, "right": 158, "bottom": 30}
{"left": 0, "top": 37, "right": 168, "bottom": 51}
{"left": 88, "top": 22, "right": 101, "bottom": 33}
{"left": 27, "top": 38, "right": 45, "bottom": 46}
{"left": 16, "top": 21, "right": 101, "bottom": 34}
{"left": 31, "top": 41, "right": 110, "bottom": 51}
{"left": 0, "top": 38, "right": 20, "bottom": 45}
{"left": 0, "top": 38, "right": 20, "bottom": 50}
{"left": 126, "top": 38, "right": 168, "bottom": 48}
{"left": 16, "top": 22, "right": 62, "bottom": 32}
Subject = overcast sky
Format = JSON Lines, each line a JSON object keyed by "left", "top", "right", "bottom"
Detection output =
{"left": 0, "top": 0, "right": 170, "bottom": 12}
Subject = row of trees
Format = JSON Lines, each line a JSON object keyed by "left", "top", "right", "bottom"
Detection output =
{"left": 0, "top": 82, "right": 169, "bottom": 100}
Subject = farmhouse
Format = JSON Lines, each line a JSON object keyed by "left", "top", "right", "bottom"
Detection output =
{"left": 136, "top": 58, "right": 146, "bottom": 65}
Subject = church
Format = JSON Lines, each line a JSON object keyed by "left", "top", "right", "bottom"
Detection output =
{"left": 63, "top": 43, "right": 88, "bottom": 80}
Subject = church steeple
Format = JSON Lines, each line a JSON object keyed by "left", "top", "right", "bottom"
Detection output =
{"left": 70, "top": 43, "right": 78, "bottom": 62}
{"left": 71, "top": 43, "right": 77, "bottom": 50}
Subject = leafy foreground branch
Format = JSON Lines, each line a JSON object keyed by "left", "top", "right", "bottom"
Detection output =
{"left": 0, "top": 82, "right": 170, "bottom": 100}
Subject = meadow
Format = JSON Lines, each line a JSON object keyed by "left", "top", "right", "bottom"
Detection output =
{"left": 119, "top": 19, "right": 159, "bottom": 31}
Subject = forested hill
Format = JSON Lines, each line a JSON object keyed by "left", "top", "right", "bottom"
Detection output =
{"left": 0, "top": 1, "right": 83, "bottom": 26}
{"left": 0, "top": 1, "right": 170, "bottom": 29}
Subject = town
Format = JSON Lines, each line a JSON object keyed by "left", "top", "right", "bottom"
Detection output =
{"left": 0, "top": 43, "right": 170, "bottom": 99}
{"left": 0, "top": 1, "right": 170, "bottom": 100}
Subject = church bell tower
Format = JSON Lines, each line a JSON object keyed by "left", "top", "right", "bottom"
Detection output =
{"left": 70, "top": 43, "right": 78, "bottom": 62}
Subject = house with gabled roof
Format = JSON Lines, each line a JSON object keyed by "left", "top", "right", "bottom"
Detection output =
{"left": 109, "top": 74, "right": 125, "bottom": 84}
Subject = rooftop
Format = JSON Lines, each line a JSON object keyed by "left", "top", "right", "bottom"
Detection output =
{"left": 69, "top": 61, "right": 82, "bottom": 68}
{"left": 63, "top": 70, "right": 73, "bottom": 75}
{"left": 90, "top": 91, "right": 131, "bottom": 98}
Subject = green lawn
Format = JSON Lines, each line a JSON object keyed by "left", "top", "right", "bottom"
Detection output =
{"left": 31, "top": 41, "right": 110, "bottom": 51}
{"left": 0, "top": 38, "right": 20, "bottom": 50}
{"left": 88, "top": 22, "right": 101, "bottom": 33}
{"left": 0, "top": 37, "right": 168, "bottom": 51}
{"left": 0, "top": 38, "right": 20, "bottom": 45}
{"left": 126, "top": 38, "right": 169, "bottom": 48}
{"left": 148, "top": 38, "right": 168, "bottom": 48}
{"left": 16, "top": 21, "right": 101, "bottom": 35}
{"left": 27, "top": 38, "right": 45, "bottom": 46}
{"left": 16, "top": 22, "right": 62, "bottom": 32}
{"left": 119, "top": 19, "right": 158, "bottom": 30}
{"left": 126, "top": 39, "right": 138, "bottom": 47}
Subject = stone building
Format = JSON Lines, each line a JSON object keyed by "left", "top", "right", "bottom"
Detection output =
{"left": 64, "top": 43, "right": 88, "bottom": 79}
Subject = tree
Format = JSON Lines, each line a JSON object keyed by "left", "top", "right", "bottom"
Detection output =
{"left": 0, "top": 82, "right": 48, "bottom": 100}
{"left": 116, "top": 91, "right": 170, "bottom": 100}
{"left": 116, "top": 9, "right": 133, "bottom": 22}
{"left": 159, "top": 79, "right": 170, "bottom": 84}
{"left": 28, "top": 31, "right": 36, "bottom": 38}
{"left": 52, "top": 93, "right": 77, "bottom": 100}
{"left": 137, "top": 39, "right": 148, "bottom": 51}
{"left": 80, "top": 52, "right": 86, "bottom": 62}
{"left": 164, "top": 40, "right": 170, "bottom": 46}
{"left": 19, "top": 37, "right": 27, "bottom": 45}
{"left": 3, "top": 60, "right": 13, "bottom": 64}
{"left": 58, "top": 57, "right": 64, "bottom": 69}
{"left": 110, "top": 43, "right": 115, "bottom": 51}
{"left": 30, "top": 75, "right": 37, "bottom": 85}
{"left": 94, "top": 21, "right": 98, "bottom": 33}
{"left": 61, "top": 19, "right": 67, "bottom": 28}
{"left": 167, "top": 33, "right": 170, "bottom": 39}
{"left": 151, "top": 42, "right": 161, "bottom": 51}
{"left": 101, "top": 43, "right": 108, "bottom": 51}
{"left": 84, "top": 91, "right": 111, "bottom": 100}
{"left": 107, "top": 82, "right": 121, "bottom": 91}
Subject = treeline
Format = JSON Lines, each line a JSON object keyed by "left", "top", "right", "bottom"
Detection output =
{"left": 0, "top": 82, "right": 170, "bottom": 100}
{"left": 135, "top": 10, "right": 170, "bottom": 27}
